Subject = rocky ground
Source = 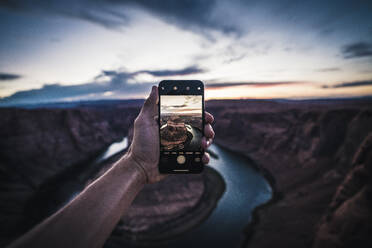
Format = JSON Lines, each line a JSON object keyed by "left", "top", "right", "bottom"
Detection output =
{"left": 207, "top": 98, "right": 372, "bottom": 248}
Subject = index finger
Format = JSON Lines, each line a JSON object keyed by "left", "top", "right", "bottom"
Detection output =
{"left": 205, "top": 111, "right": 214, "bottom": 124}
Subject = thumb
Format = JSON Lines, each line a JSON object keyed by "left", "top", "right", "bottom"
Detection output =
{"left": 141, "top": 85, "right": 158, "bottom": 118}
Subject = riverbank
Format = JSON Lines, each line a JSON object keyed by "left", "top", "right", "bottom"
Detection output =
{"left": 213, "top": 137, "right": 343, "bottom": 247}
{"left": 213, "top": 140, "right": 281, "bottom": 247}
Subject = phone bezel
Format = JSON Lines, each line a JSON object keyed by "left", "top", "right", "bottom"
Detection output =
{"left": 158, "top": 80, "right": 205, "bottom": 174}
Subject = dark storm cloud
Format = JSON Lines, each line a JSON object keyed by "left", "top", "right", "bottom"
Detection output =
{"left": 137, "top": 66, "right": 204, "bottom": 77}
{"left": 0, "top": 72, "right": 21, "bottom": 81}
{"left": 323, "top": 80, "right": 372, "bottom": 88}
{"left": 206, "top": 81, "right": 302, "bottom": 88}
{"left": 0, "top": 0, "right": 238, "bottom": 35}
{"left": 342, "top": 42, "right": 372, "bottom": 59}
{"left": 2, "top": 0, "right": 372, "bottom": 39}
{"left": 0, "top": 65, "right": 206, "bottom": 105}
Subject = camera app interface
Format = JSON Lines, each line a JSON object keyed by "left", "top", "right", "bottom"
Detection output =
{"left": 160, "top": 95, "right": 203, "bottom": 153}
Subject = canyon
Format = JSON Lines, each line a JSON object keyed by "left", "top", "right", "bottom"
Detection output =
{"left": 1, "top": 98, "right": 371, "bottom": 247}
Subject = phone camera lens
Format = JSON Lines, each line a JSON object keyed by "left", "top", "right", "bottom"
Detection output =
{"left": 173, "top": 86, "right": 178, "bottom": 90}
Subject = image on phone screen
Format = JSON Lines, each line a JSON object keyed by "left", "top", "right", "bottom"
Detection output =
{"left": 160, "top": 95, "right": 203, "bottom": 152}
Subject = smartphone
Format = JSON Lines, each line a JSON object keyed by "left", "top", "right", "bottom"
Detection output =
{"left": 158, "top": 80, "right": 205, "bottom": 174}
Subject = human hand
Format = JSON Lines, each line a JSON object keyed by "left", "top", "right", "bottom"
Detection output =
{"left": 127, "top": 85, "right": 215, "bottom": 184}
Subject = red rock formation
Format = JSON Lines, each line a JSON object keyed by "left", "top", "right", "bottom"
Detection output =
{"left": 160, "top": 120, "right": 188, "bottom": 149}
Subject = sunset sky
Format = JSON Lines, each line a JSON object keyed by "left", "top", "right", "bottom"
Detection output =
{"left": 0, "top": 0, "right": 372, "bottom": 105}
{"left": 161, "top": 95, "right": 202, "bottom": 115}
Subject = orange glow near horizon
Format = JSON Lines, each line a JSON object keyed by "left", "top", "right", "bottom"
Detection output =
{"left": 205, "top": 84, "right": 372, "bottom": 100}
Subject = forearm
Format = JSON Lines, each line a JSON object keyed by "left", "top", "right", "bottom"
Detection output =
{"left": 8, "top": 152, "right": 146, "bottom": 248}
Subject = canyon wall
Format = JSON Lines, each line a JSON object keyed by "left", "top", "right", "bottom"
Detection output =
{"left": 206, "top": 99, "right": 372, "bottom": 248}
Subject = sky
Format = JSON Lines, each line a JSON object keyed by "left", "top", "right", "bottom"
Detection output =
{"left": 0, "top": 0, "right": 372, "bottom": 105}
{"left": 161, "top": 95, "right": 202, "bottom": 115}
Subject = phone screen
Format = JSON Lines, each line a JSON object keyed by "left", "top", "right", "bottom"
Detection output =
{"left": 160, "top": 95, "right": 203, "bottom": 151}
{"left": 158, "top": 81, "right": 204, "bottom": 173}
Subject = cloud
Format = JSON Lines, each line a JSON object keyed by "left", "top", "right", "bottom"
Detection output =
{"left": 323, "top": 80, "right": 372, "bottom": 88}
{"left": 137, "top": 66, "right": 204, "bottom": 77}
{"left": 95, "top": 70, "right": 134, "bottom": 85}
{"left": 223, "top": 54, "right": 247, "bottom": 64}
{"left": 206, "top": 81, "right": 302, "bottom": 88}
{"left": 0, "top": 65, "right": 206, "bottom": 105}
{"left": 342, "top": 42, "right": 372, "bottom": 59}
{"left": 0, "top": 0, "right": 130, "bottom": 30}
{"left": 121, "top": 0, "right": 239, "bottom": 35}
{"left": 0, "top": 72, "right": 21, "bottom": 81}
{"left": 95, "top": 65, "right": 204, "bottom": 79}
{"left": 0, "top": 80, "right": 150, "bottom": 106}
{"left": 315, "top": 67, "right": 341, "bottom": 72}
{"left": 0, "top": 0, "right": 240, "bottom": 35}
{"left": 2, "top": 0, "right": 372, "bottom": 40}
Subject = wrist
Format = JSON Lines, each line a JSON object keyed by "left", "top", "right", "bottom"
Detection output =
{"left": 124, "top": 151, "right": 149, "bottom": 184}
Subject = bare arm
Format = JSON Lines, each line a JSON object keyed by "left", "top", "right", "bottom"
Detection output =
{"left": 8, "top": 153, "right": 146, "bottom": 248}
{"left": 8, "top": 86, "right": 214, "bottom": 248}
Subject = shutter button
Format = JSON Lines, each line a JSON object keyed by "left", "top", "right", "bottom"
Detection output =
{"left": 177, "top": 155, "right": 186, "bottom": 164}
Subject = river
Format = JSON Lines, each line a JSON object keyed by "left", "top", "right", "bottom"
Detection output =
{"left": 102, "top": 138, "right": 272, "bottom": 247}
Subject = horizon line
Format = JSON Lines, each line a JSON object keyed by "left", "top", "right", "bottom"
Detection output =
{"left": 1, "top": 95, "right": 372, "bottom": 108}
